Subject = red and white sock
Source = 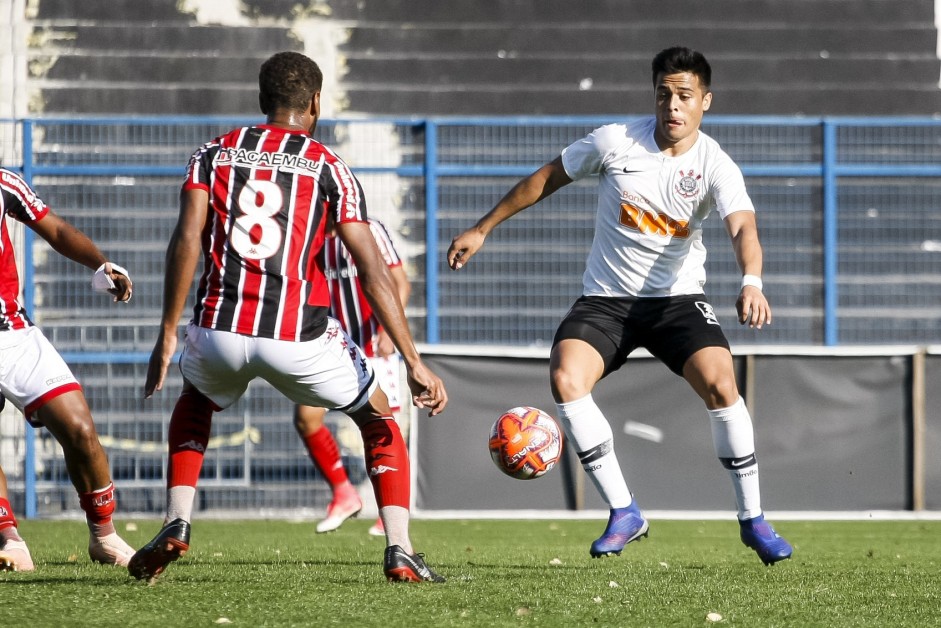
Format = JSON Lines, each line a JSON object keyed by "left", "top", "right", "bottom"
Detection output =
{"left": 0, "top": 497, "right": 22, "bottom": 542}
{"left": 302, "top": 425, "right": 352, "bottom": 491}
{"left": 166, "top": 390, "right": 214, "bottom": 523}
{"left": 79, "top": 482, "right": 117, "bottom": 537}
{"left": 361, "top": 418, "right": 411, "bottom": 551}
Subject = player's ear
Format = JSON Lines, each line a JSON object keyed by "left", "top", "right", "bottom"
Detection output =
{"left": 258, "top": 93, "right": 268, "bottom": 115}
{"left": 702, "top": 90, "right": 713, "bottom": 111}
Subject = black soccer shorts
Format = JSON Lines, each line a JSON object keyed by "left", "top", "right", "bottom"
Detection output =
{"left": 552, "top": 294, "right": 731, "bottom": 377}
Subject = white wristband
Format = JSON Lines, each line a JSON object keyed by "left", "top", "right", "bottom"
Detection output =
{"left": 92, "top": 262, "right": 130, "bottom": 292}
{"left": 741, "top": 274, "right": 763, "bottom": 291}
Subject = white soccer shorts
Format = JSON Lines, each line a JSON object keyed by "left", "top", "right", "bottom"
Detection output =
{"left": 0, "top": 326, "right": 81, "bottom": 425}
{"left": 180, "top": 319, "right": 378, "bottom": 412}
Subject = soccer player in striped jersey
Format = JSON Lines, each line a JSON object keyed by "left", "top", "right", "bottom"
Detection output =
{"left": 294, "top": 213, "right": 411, "bottom": 537}
{"left": 448, "top": 47, "right": 792, "bottom": 566}
{"left": 0, "top": 167, "right": 136, "bottom": 571}
{"left": 130, "top": 52, "right": 447, "bottom": 583}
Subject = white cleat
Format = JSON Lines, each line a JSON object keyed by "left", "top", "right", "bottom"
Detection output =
{"left": 0, "top": 539, "right": 35, "bottom": 572}
{"left": 89, "top": 532, "right": 135, "bottom": 567}
{"left": 367, "top": 519, "right": 385, "bottom": 537}
{"left": 315, "top": 493, "right": 363, "bottom": 534}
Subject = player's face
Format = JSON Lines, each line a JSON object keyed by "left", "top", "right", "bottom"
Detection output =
{"left": 653, "top": 71, "right": 712, "bottom": 154}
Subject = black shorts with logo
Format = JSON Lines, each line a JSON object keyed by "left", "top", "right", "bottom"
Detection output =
{"left": 552, "top": 294, "right": 731, "bottom": 377}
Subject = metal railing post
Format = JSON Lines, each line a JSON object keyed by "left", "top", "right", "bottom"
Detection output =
{"left": 21, "top": 118, "right": 37, "bottom": 518}
{"left": 821, "top": 120, "right": 839, "bottom": 346}
{"left": 424, "top": 119, "right": 439, "bottom": 344}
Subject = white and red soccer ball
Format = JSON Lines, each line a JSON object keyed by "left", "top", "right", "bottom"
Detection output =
{"left": 488, "top": 406, "right": 564, "bottom": 480}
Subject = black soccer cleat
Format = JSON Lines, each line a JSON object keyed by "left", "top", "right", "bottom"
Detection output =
{"left": 128, "top": 518, "right": 191, "bottom": 582}
{"left": 383, "top": 545, "right": 446, "bottom": 583}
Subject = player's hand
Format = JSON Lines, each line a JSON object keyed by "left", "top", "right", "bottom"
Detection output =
{"left": 144, "top": 331, "right": 177, "bottom": 398}
{"left": 447, "top": 228, "right": 486, "bottom": 270}
{"left": 107, "top": 264, "right": 133, "bottom": 303}
{"left": 737, "top": 286, "right": 772, "bottom": 329}
{"left": 406, "top": 361, "right": 448, "bottom": 416}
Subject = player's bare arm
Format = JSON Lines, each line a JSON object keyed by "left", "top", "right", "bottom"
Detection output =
{"left": 447, "top": 156, "right": 572, "bottom": 270}
{"left": 338, "top": 220, "right": 448, "bottom": 415}
{"left": 725, "top": 210, "right": 771, "bottom": 329}
{"left": 30, "top": 211, "right": 133, "bottom": 302}
{"left": 144, "top": 188, "right": 208, "bottom": 397}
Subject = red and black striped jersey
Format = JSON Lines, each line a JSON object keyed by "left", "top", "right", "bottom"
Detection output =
{"left": 182, "top": 125, "right": 368, "bottom": 341}
{"left": 320, "top": 219, "right": 402, "bottom": 357}
{"left": 0, "top": 168, "right": 48, "bottom": 331}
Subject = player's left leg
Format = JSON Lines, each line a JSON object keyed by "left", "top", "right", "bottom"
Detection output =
{"left": 683, "top": 347, "right": 792, "bottom": 565}
{"left": 347, "top": 394, "right": 444, "bottom": 583}
{"left": 0, "top": 465, "right": 34, "bottom": 572}
{"left": 34, "top": 391, "right": 135, "bottom": 567}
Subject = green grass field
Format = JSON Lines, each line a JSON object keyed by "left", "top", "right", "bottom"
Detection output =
{"left": 2, "top": 518, "right": 939, "bottom": 627}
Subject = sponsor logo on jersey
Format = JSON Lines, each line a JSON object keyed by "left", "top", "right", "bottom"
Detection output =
{"left": 619, "top": 201, "right": 690, "bottom": 238}
{"left": 695, "top": 301, "right": 721, "bottom": 325}
{"left": 675, "top": 169, "right": 702, "bottom": 198}
{"left": 216, "top": 148, "right": 324, "bottom": 175}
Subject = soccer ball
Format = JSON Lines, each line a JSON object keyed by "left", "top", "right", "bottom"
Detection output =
{"left": 488, "top": 406, "right": 564, "bottom": 480}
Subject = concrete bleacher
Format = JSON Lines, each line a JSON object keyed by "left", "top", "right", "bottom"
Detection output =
{"left": 24, "top": 0, "right": 941, "bottom": 117}
{"left": 29, "top": 0, "right": 297, "bottom": 115}
{"left": 327, "top": 0, "right": 941, "bottom": 116}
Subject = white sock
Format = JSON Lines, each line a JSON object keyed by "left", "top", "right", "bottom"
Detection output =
{"left": 709, "top": 397, "right": 762, "bottom": 520}
{"left": 379, "top": 505, "right": 411, "bottom": 554}
{"left": 556, "top": 394, "right": 632, "bottom": 509}
{"left": 166, "top": 486, "right": 197, "bottom": 524}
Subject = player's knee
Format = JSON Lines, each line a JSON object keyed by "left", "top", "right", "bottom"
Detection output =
{"left": 702, "top": 377, "right": 739, "bottom": 409}
{"left": 550, "top": 367, "right": 591, "bottom": 403}
{"left": 293, "top": 405, "right": 325, "bottom": 433}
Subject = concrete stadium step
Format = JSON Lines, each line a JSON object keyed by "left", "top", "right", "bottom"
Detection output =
{"left": 37, "top": 86, "right": 260, "bottom": 115}
{"left": 31, "top": 24, "right": 295, "bottom": 52}
{"left": 44, "top": 53, "right": 277, "bottom": 83}
{"left": 320, "top": 0, "right": 935, "bottom": 24}
{"left": 34, "top": 0, "right": 186, "bottom": 21}
{"left": 342, "top": 24, "right": 937, "bottom": 56}
{"left": 344, "top": 56, "right": 941, "bottom": 88}
{"left": 342, "top": 85, "right": 941, "bottom": 116}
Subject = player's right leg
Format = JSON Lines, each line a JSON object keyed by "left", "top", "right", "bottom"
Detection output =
{"left": 128, "top": 385, "right": 215, "bottom": 581}
{"left": 550, "top": 334, "right": 647, "bottom": 558}
{"left": 130, "top": 326, "right": 246, "bottom": 582}
{"left": 293, "top": 404, "right": 362, "bottom": 533}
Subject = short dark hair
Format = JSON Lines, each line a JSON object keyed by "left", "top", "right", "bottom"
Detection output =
{"left": 258, "top": 52, "right": 323, "bottom": 114}
{"left": 651, "top": 47, "right": 711, "bottom": 90}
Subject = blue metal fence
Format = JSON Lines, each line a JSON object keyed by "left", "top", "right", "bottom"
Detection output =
{"left": 2, "top": 115, "right": 940, "bottom": 518}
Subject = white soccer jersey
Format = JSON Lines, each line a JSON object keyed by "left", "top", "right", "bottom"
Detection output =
{"left": 561, "top": 117, "right": 755, "bottom": 297}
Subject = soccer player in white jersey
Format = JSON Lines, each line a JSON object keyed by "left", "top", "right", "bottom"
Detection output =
{"left": 0, "top": 167, "right": 136, "bottom": 571}
{"left": 447, "top": 46, "right": 792, "bottom": 565}
{"left": 130, "top": 52, "right": 448, "bottom": 583}
{"left": 294, "top": 213, "right": 411, "bottom": 537}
